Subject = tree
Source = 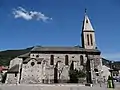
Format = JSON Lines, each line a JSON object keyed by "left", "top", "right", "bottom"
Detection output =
{"left": 77, "top": 70, "right": 86, "bottom": 78}
{"left": 69, "top": 69, "right": 86, "bottom": 83}
{"left": 69, "top": 69, "right": 78, "bottom": 83}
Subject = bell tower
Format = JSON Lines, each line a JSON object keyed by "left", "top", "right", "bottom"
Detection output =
{"left": 81, "top": 9, "right": 96, "bottom": 49}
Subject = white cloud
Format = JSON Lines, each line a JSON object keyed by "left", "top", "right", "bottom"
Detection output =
{"left": 12, "top": 7, "right": 52, "bottom": 22}
{"left": 102, "top": 53, "right": 120, "bottom": 61}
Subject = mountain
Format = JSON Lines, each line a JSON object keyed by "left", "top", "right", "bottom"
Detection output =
{"left": 0, "top": 47, "right": 33, "bottom": 66}
{"left": 0, "top": 47, "right": 120, "bottom": 69}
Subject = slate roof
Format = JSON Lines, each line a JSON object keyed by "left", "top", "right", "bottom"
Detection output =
{"left": 7, "top": 64, "right": 19, "bottom": 73}
{"left": 31, "top": 46, "right": 100, "bottom": 53}
{"left": 23, "top": 58, "right": 44, "bottom": 63}
{"left": 18, "top": 53, "right": 30, "bottom": 58}
{"left": 82, "top": 13, "right": 94, "bottom": 31}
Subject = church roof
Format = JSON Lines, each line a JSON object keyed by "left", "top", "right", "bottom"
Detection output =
{"left": 23, "top": 58, "right": 44, "bottom": 63}
{"left": 18, "top": 52, "right": 30, "bottom": 58}
{"left": 82, "top": 10, "right": 94, "bottom": 31}
{"left": 31, "top": 46, "right": 100, "bottom": 53}
{"left": 7, "top": 64, "right": 19, "bottom": 73}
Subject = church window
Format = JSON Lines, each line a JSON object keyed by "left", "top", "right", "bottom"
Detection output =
{"left": 80, "top": 55, "right": 84, "bottom": 65}
{"left": 94, "top": 68, "right": 98, "bottom": 72}
{"left": 86, "top": 20, "right": 88, "bottom": 23}
{"left": 94, "top": 68, "right": 99, "bottom": 76}
{"left": 116, "top": 73, "right": 119, "bottom": 76}
{"left": 31, "top": 62, "right": 35, "bottom": 66}
{"left": 113, "top": 73, "right": 115, "bottom": 76}
{"left": 36, "top": 55, "right": 39, "bottom": 58}
{"left": 87, "top": 34, "right": 90, "bottom": 45}
{"left": 72, "top": 56, "right": 74, "bottom": 58}
{"left": 90, "top": 34, "right": 93, "bottom": 46}
{"left": 65, "top": 55, "right": 69, "bottom": 65}
{"left": 50, "top": 55, "right": 54, "bottom": 65}
{"left": 15, "top": 73, "right": 17, "bottom": 77}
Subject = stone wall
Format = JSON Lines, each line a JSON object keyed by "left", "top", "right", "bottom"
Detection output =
{"left": 20, "top": 53, "right": 88, "bottom": 84}
{"left": 5, "top": 74, "right": 17, "bottom": 84}
{"left": 9, "top": 58, "right": 23, "bottom": 68}
{"left": 87, "top": 55, "right": 103, "bottom": 84}
{"left": 6, "top": 53, "right": 102, "bottom": 84}
{"left": 30, "top": 53, "right": 87, "bottom": 68}
{"left": 82, "top": 32, "right": 96, "bottom": 49}
{"left": 5, "top": 58, "right": 23, "bottom": 84}
{"left": 20, "top": 59, "right": 42, "bottom": 84}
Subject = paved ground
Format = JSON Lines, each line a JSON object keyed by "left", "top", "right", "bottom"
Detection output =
{"left": 0, "top": 83, "right": 120, "bottom": 90}
{"left": 93, "top": 82, "right": 120, "bottom": 90}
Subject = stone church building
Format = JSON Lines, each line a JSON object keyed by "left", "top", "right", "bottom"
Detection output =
{"left": 5, "top": 11, "right": 103, "bottom": 84}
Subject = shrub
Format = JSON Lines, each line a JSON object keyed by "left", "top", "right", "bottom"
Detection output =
{"left": 69, "top": 69, "right": 86, "bottom": 83}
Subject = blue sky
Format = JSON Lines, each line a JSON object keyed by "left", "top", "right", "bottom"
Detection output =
{"left": 0, "top": 0, "right": 120, "bottom": 61}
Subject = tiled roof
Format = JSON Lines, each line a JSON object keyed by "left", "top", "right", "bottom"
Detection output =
{"left": 23, "top": 58, "right": 44, "bottom": 63}
{"left": 18, "top": 53, "right": 30, "bottom": 58}
{"left": 0, "top": 66, "right": 8, "bottom": 72}
{"left": 82, "top": 13, "right": 94, "bottom": 31}
{"left": 7, "top": 64, "right": 19, "bottom": 73}
{"left": 31, "top": 46, "right": 100, "bottom": 53}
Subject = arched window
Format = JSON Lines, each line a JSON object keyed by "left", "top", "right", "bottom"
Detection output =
{"left": 15, "top": 73, "right": 17, "bottom": 77}
{"left": 90, "top": 34, "right": 93, "bottom": 46}
{"left": 36, "top": 55, "right": 39, "bottom": 58}
{"left": 80, "top": 55, "right": 84, "bottom": 65}
{"left": 31, "top": 62, "right": 35, "bottom": 66}
{"left": 94, "top": 68, "right": 99, "bottom": 76}
{"left": 94, "top": 68, "right": 98, "bottom": 72}
{"left": 87, "top": 34, "right": 90, "bottom": 45}
{"left": 50, "top": 55, "right": 54, "bottom": 65}
{"left": 86, "top": 20, "right": 88, "bottom": 23}
{"left": 65, "top": 55, "right": 69, "bottom": 65}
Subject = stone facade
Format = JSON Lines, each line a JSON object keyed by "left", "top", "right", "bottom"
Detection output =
{"left": 20, "top": 54, "right": 87, "bottom": 84}
{"left": 5, "top": 50, "right": 102, "bottom": 84}
{"left": 5, "top": 11, "right": 103, "bottom": 84}
{"left": 5, "top": 58, "right": 22, "bottom": 84}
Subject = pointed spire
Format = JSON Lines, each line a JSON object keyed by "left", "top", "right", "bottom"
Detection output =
{"left": 82, "top": 9, "right": 94, "bottom": 31}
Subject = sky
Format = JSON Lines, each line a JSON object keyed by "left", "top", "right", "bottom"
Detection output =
{"left": 0, "top": 0, "right": 120, "bottom": 61}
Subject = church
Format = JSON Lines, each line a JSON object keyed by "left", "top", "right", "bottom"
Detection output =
{"left": 5, "top": 11, "right": 103, "bottom": 84}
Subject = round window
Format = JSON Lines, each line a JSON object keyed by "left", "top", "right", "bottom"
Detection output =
{"left": 31, "top": 62, "right": 35, "bottom": 66}
{"left": 36, "top": 55, "right": 39, "bottom": 58}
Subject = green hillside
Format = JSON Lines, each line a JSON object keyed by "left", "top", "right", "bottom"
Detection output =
{"left": 0, "top": 47, "right": 120, "bottom": 69}
{"left": 0, "top": 47, "right": 33, "bottom": 66}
